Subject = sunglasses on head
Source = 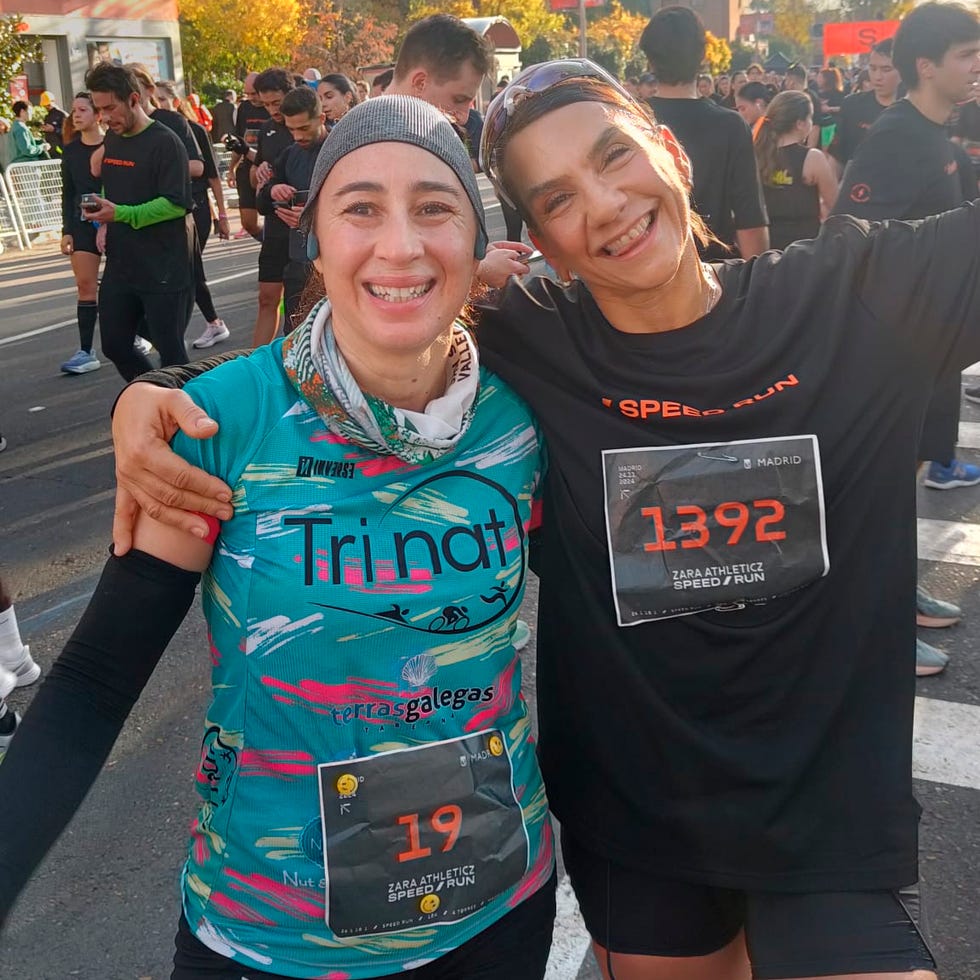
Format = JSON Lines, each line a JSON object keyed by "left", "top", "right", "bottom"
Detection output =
{"left": 479, "top": 59, "right": 634, "bottom": 208}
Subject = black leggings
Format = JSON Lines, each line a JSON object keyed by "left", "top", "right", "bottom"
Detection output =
{"left": 99, "top": 275, "right": 192, "bottom": 380}
{"left": 192, "top": 198, "right": 219, "bottom": 324}
{"left": 172, "top": 871, "right": 556, "bottom": 980}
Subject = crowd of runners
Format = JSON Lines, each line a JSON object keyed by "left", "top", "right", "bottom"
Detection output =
{"left": 2, "top": 3, "right": 980, "bottom": 979}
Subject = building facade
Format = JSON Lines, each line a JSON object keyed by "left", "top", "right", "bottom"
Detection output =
{"left": 1, "top": 0, "right": 183, "bottom": 107}
{"left": 651, "top": 0, "right": 746, "bottom": 42}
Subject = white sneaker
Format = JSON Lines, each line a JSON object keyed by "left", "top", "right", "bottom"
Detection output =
{"left": 0, "top": 645, "right": 41, "bottom": 688}
{"left": 512, "top": 619, "right": 532, "bottom": 651}
{"left": 193, "top": 319, "right": 231, "bottom": 349}
{"left": 133, "top": 336, "right": 154, "bottom": 356}
{"left": 0, "top": 665, "right": 16, "bottom": 700}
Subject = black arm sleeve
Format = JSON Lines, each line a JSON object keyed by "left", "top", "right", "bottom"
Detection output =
{"left": 0, "top": 550, "right": 200, "bottom": 927}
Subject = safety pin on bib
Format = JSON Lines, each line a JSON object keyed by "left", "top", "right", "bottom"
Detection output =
{"left": 696, "top": 450, "right": 739, "bottom": 463}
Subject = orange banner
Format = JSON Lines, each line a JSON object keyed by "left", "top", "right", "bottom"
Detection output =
{"left": 823, "top": 20, "right": 899, "bottom": 58}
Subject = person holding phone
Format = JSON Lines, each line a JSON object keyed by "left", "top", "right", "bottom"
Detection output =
{"left": 59, "top": 92, "right": 105, "bottom": 375}
{"left": 255, "top": 84, "right": 328, "bottom": 336}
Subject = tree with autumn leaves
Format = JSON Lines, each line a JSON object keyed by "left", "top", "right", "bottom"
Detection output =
{"left": 178, "top": 0, "right": 666, "bottom": 94}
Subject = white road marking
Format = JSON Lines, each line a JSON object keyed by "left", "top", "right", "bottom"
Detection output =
{"left": 957, "top": 421, "right": 980, "bottom": 449}
{"left": 917, "top": 517, "right": 980, "bottom": 566}
{"left": 913, "top": 697, "right": 980, "bottom": 790}
{"left": 0, "top": 269, "right": 256, "bottom": 347}
{"left": 546, "top": 872, "right": 592, "bottom": 980}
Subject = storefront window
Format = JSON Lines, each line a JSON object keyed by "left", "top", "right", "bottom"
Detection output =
{"left": 86, "top": 39, "right": 172, "bottom": 80}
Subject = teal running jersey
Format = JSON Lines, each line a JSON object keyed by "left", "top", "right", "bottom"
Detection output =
{"left": 172, "top": 341, "right": 553, "bottom": 978}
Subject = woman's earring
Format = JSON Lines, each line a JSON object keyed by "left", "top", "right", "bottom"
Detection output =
{"left": 307, "top": 232, "right": 320, "bottom": 261}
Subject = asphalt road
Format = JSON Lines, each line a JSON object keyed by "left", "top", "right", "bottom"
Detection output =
{"left": 1, "top": 193, "right": 979, "bottom": 980}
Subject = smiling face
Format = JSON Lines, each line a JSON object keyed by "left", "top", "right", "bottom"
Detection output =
{"left": 311, "top": 142, "right": 479, "bottom": 361}
{"left": 500, "top": 100, "right": 693, "bottom": 299}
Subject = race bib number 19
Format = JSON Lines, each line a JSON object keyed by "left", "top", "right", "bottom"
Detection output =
{"left": 602, "top": 436, "right": 829, "bottom": 625}
{"left": 318, "top": 730, "right": 529, "bottom": 938}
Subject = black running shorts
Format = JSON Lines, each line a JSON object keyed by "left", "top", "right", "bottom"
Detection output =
{"left": 561, "top": 829, "right": 935, "bottom": 979}
{"left": 257, "top": 234, "right": 290, "bottom": 284}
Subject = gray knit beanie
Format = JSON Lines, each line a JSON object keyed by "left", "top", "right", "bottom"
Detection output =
{"left": 303, "top": 95, "right": 488, "bottom": 259}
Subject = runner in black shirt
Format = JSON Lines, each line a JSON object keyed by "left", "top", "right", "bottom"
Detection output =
{"left": 783, "top": 63, "right": 821, "bottom": 148}
{"left": 228, "top": 72, "right": 269, "bottom": 240}
{"left": 640, "top": 6, "right": 768, "bottom": 259}
{"left": 59, "top": 92, "right": 104, "bottom": 376}
{"left": 828, "top": 39, "right": 901, "bottom": 177}
{"left": 753, "top": 91, "right": 837, "bottom": 248}
{"left": 835, "top": 4, "right": 980, "bottom": 676}
{"left": 249, "top": 68, "right": 296, "bottom": 345}
{"left": 84, "top": 63, "right": 194, "bottom": 381}
{"left": 125, "top": 63, "right": 203, "bottom": 181}
{"left": 113, "top": 55, "right": 980, "bottom": 979}
{"left": 155, "top": 82, "right": 231, "bottom": 351}
{"left": 255, "top": 85, "right": 326, "bottom": 331}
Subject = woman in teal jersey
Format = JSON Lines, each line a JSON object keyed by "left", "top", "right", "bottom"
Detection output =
{"left": 0, "top": 97, "right": 555, "bottom": 980}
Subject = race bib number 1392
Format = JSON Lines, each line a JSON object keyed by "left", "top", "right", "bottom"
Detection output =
{"left": 602, "top": 435, "right": 829, "bottom": 625}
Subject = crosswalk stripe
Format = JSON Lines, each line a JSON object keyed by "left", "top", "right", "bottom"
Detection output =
{"left": 545, "top": 873, "right": 592, "bottom": 979}
{"left": 958, "top": 421, "right": 980, "bottom": 449}
{"left": 914, "top": 697, "right": 980, "bottom": 790}
{"left": 917, "top": 517, "right": 980, "bottom": 565}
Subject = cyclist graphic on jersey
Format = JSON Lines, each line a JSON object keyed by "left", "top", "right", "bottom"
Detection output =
{"left": 430, "top": 605, "right": 470, "bottom": 632}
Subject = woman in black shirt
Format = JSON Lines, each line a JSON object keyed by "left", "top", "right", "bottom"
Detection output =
{"left": 112, "top": 58, "right": 977, "bottom": 980}
{"left": 59, "top": 92, "right": 104, "bottom": 375}
{"left": 753, "top": 91, "right": 838, "bottom": 249}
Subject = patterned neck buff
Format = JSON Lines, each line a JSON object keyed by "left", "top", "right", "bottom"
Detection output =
{"left": 282, "top": 298, "right": 480, "bottom": 465}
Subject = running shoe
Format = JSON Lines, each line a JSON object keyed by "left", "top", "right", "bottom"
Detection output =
{"left": 916, "top": 587, "right": 962, "bottom": 628}
{"left": 0, "top": 645, "right": 41, "bottom": 688}
{"left": 922, "top": 459, "right": 980, "bottom": 490}
{"left": 133, "top": 336, "right": 154, "bottom": 357}
{"left": 0, "top": 711, "right": 20, "bottom": 758}
{"left": 964, "top": 385, "right": 980, "bottom": 405}
{"left": 0, "top": 434, "right": 6, "bottom": 453}
{"left": 512, "top": 619, "right": 531, "bottom": 651}
{"left": 192, "top": 319, "right": 231, "bottom": 349}
{"left": 916, "top": 638, "right": 949, "bottom": 677}
{"left": 0, "top": 665, "right": 16, "bottom": 700}
{"left": 60, "top": 349, "right": 101, "bottom": 374}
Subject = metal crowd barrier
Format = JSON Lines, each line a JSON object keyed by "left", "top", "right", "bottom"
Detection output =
{"left": 0, "top": 173, "right": 28, "bottom": 251}
{"left": 1, "top": 151, "right": 242, "bottom": 253}
{"left": 4, "top": 159, "right": 63, "bottom": 247}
